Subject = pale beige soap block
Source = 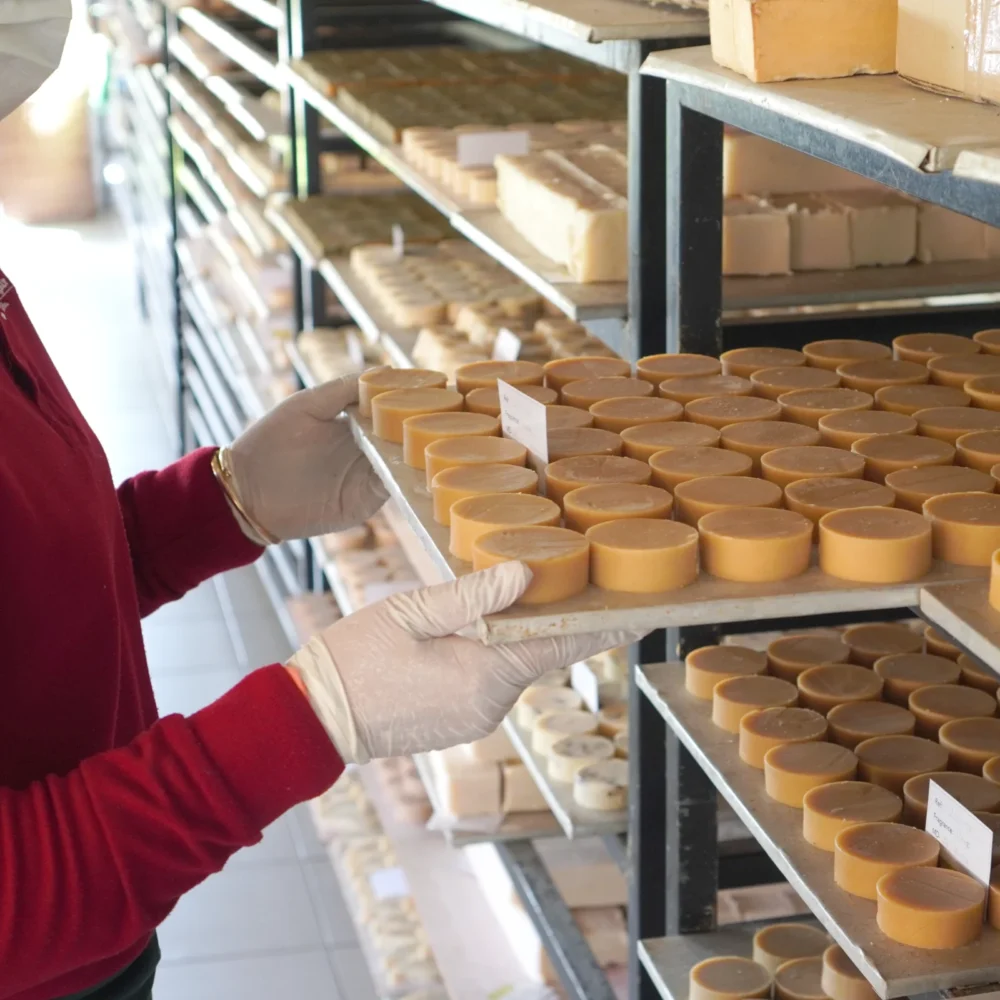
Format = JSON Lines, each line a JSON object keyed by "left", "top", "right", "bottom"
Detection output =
{"left": 826, "top": 191, "right": 918, "bottom": 267}
{"left": 770, "top": 195, "right": 852, "bottom": 271}
{"left": 723, "top": 197, "right": 791, "bottom": 276}
{"left": 427, "top": 746, "right": 501, "bottom": 817}
{"left": 502, "top": 762, "right": 549, "bottom": 813}
{"left": 917, "top": 204, "right": 989, "bottom": 263}
{"left": 462, "top": 726, "right": 517, "bottom": 764}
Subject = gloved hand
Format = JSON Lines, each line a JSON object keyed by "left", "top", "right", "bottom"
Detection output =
{"left": 288, "top": 561, "right": 645, "bottom": 762}
{"left": 225, "top": 375, "right": 388, "bottom": 543}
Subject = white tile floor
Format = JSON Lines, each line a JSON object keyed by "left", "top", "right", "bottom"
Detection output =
{"left": 2, "top": 212, "right": 376, "bottom": 999}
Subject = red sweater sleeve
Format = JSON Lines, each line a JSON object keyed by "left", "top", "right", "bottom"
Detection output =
{"left": 0, "top": 666, "right": 343, "bottom": 1000}
{"left": 117, "top": 447, "right": 263, "bottom": 617}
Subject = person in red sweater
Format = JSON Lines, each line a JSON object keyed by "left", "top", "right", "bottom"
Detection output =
{"left": 2, "top": 6, "right": 641, "bottom": 999}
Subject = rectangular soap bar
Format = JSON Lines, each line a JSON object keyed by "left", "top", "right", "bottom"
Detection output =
{"left": 917, "top": 203, "right": 989, "bottom": 263}
{"left": 723, "top": 197, "right": 791, "bottom": 275}
{"left": 770, "top": 194, "right": 852, "bottom": 271}
{"left": 710, "top": 0, "right": 898, "bottom": 83}
{"left": 825, "top": 190, "right": 918, "bottom": 267}
{"left": 462, "top": 726, "right": 518, "bottom": 764}
{"left": 501, "top": 762, "right": 549, "bottom": 813}
{"left": 427, "top": 747, "right": 502, "bottom": 817}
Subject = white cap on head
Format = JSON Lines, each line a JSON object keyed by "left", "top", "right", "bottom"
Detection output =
{"left": 0, "top": 0, "right": 73, "bottom": 122}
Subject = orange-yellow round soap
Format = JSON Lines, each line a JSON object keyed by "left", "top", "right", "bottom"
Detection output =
{"left": 563, "top": 483, "right": 672, "bottom": 532}
{"left": 359, "top": 367, "right": 446, "bottom": 416}
{"left": 902, "top": 770, "right": 1000, "bottom": 826}
{"left": 852, "top": 434, "right": 955, "bottom": 486}
{"left": 372, "top": 387, "right": 464, "bottom": 444}
{"left": 425, "top": 435, "right": 527, "bottom": 487}
{"left": 986, "top": 757, "right": 1000, "bottom": 786}
{"left": 472, "top": 526, "right": 589, "bottom": 604}
{"left": 589, "top": 396, "right": 681, "bottom": 433}
{"left": 721, "top": 347, "right": 806, "bottom": 378}
{"left": 685, "top": 395, "right": 782, "bottom": 430}
{"left": 546, "top": 405, "right": 595, "bottom": 430}
{"left": 449, "top": 493, "right": 561, "bottom": 562}
{"left": 803, "top": 339, "right": 891, "bottom": 371}
{"left": 713, "top": 675, "right": 799, "bottom": 734}
{"left": 894, "top": 332, "right": 979, "bottom": 364}
{"left": 774, "top": 958, "right": 827, "bottom": 1000}
{"left": 908, "top": 683, "right": 996, "bottom": 738}
{"left": 587, "top": 518, "right": 699, "bottom": 594}
{"left": 887, "top": 466, "right": 992, "bottom": 512}
{"left": 688, "top": 957, "right": 771, "bottom": 1000}
{"left": 465, "top": 384, "right": 557, "bottom": 416}
{"left": 753, "top": 925, "right": 829, "bottom": 977}
{"left": 546, "top": 427, "right": 623, "bottom": 461}
{"left": 925, "top": 625, "right": 961, "bottom": 660}
{"left": 778, "top": 388, "right": 874, "bottom": 429}
{"left": 837, "top": 359, "right": 929, "bottom": 394}
{"left": 766, "top": 634, "right": 852, "bottom": 683}
{"left": 915, "top": 405, "right": 1000, "bottom": 444}
{"left": 761, "top": 446, "right": 865, "bottom": 489}
{"left": 821, "top": 945, "right": 878, "bottom": 1000}
{"left": 818, "top": 507, "right": 932, "bottom": 584}
{"left": 636, "top": 353, "right": 720, "bottom": 384}
{"left": 763, "top": 741, "right": 858, "bottom": 807}
{"left": 928, "top": 353, "right": 1000, "bottom": 388}
{"left": 818, "top": 409, "right": 917, "bottom": 449}
{"left": 843, "top": 623, "right": 923, "bottom": 667}
{"left": 975, "top": 328, "right": 1000, "bottom": 355}
{"left": 960, "top": 651, "right": 999, "bottom": 693}
{"left": 544, "top": 356, "right": 629, "bottom": 392}
{"left": 561, "top": 376, "right": 653, "bottom": 410}
{"left": 803, "top": 782, "right": 903, "bottom": 851}
{"left": 455, "top": 359, "right": 545, "bottom": 394}
{"left": 958, "top": 430, "right": 1000, "bottom": 471}
{"left": 672, "top": 475, "right": 783, "bottom": 526}
{"left": 544, "top": 455, "right": 652, "bottom": 506}
{"left": 796, "top": 664, "right": 883, "bottom": 715}
{"left": 658, "top": 374, "right": 753, "bottom": 406}
{"left": 648, "top": 447, "right": 752, "bottom": 492}
{"left": 826, "top": 702, "right": 915, "bottom": 750}
{"left": 432, "top": 463, "right": 538, "bottom": 526}
{"left": 785, "top": 478, "right": 895, "bottom": 534}
{"left": 699, "top": 508, "right": 813, "bottom": 583}
{"left": 833, "top": 821, "right": 939, "bottom": 899}
{"left": 739, "top": 706, "right": 828, "bottom": 768}
{"left": 402, "top": 411, "right": 499, "bottom": 470}
{"left": 720, "top": 421, "right": 821, "bottom": 473}
{"left": 874, "top": 383, "right": 971, "bottom": 416}
{"left": 855, "top": 735, "right": 949, "bottom": 793}
{"left": 877, "top": 866, "right": 984, "bottom": 949}
{"left": 685, "top": 644, "right": 768, "bottom": 700}
{"left": 924, "top": 491, "right": 1000, "bottom": 564}
{"left": 874, "top": 652, "right": 961, "bottom": 705}
{"left": 751, "top": 366, "right": 840, "bottom": 401}
{"left": 620, "top": 421, "right": 720, "bottom": 462}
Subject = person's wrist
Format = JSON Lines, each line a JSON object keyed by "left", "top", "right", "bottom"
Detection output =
{"left": 211, "top": 448, "right": 277, "bottom": 546}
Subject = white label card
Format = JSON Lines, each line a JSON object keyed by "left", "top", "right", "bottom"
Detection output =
{"left": 391, "top": 223, "right": 405, "bottom": 258}
{"left": 368, "top": 866, "right": 410, "bottom": 901}
{"left": 492, "top": 327, "right": 522, "bottom": 362}
{"left": 362, "top": 579, "right": 421, "bottom": 606}
{"left": 498, "top": 379, "right": 548, "bottom": 465}
{"left": 570, "top": 661, "right": 601, "bottom": 714}
{"left": 926, "top": 780, "right": 995, "bottom": 891}
{"left": 456, "top": 130, "right": 530, "bottom": 168}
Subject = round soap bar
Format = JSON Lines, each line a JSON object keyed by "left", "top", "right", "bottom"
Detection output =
{"left": 763, "top": 742, "right": 858, "bottom": 807}
{"left": 837, "top": 359, "right": 929, "bottom": 394}
{"left": 699, "top": 508, "right": 813, "bottom": 583}
{"left": 516, "top": 685, "right": 583, "bottom": 728}
{"left": 818, "top": 507, "right": 932, "bottom": 584}
{"left": 821, "top": 946, "right": 877, "bottom": 1000}
{"left": 589, "top": 396, "right": 682, "bottom": 433}
{"left": 597, "top": 702, "right": 628, "bottom": 739}
{"left": 751, "top": 366, "right": 840, "bottom": 401}
{"left": 827, "top": 702, "right": 915, "bottom": 750}
{"left": 547, "top": 734, "right": 615, "bottom": 782}
{"left": 672, "top": 475, "right": 783, "bottom": 526}
{"left": 975, "top": 328, "right": 1000, "bottom": 355}
{"left": 778, "top": 388, "right": 874, "bottom": 429}
{"left": 894, "top": 332, "right": 980, "bottom": 364}
{"left": 563, "top": 483, "right": 672, "bottom": 532}
{"left": 685, "top": 395, "right": 782, "bottom": 429}
{"left": 547, "top": 405, "right": 595, "bottom": 430}
{"left": 909, "top": 683, "right": 996, "bottom": 738}
{"left": 587, "top": 519, "right": 700, "bottom": 594}
{"left": 544, "top": 357, "right": 630, "bottom": 392}
{"left": 878, "top": 866, "right": 985, "bottom": 949}
{"left": 902, "top": 771, "right": 1000, "bottom": 826}
{"left": 358, "top": 367, "right": 447, "bottom": 416}
{"left": 465, "top": 384, "right": 557, "bottom": 416}
{"left": 721, "top": 347, "right": 806, "bottom": 378}
{"left": 803, "top": 782, "right": 903, "bottom": 851}
{"left": 686, "top": 644, "right": 768, "bottom": 700}
{"left": 843, "top": 622, "right": 923, "bottom": 666}
{"left": 833, "top": 821, "right": 939, "bottom": 899}
{"left": 712, "top": 675, "right": 799, "bottom": 733}
{"left": 402, "top": 411, "right": 500, "bottom": 469}
{"left": 925, "top": 625, "right": 961, "bottom": 660}
{"left": 924, "top": 491, "right": 1000, "bottom": 564}
{"left": 785, "top": 478, "right": 896, "bottom": 534}
{"left": 797, "top": 664, "right": 883, "bottom": 714}
{"left": 688, "top": 957, "right": 771, "bottom": 1000}
{"left": 889, "top": 467, "right": 993, "bottom": 513}
{"left": 818, "top": 410, "right": 917, "bottom": 449}
{"left": 928, "top": 353, "right": 1000, "bottom": 388}
{"left": 561, "top": 376, "right": 653, "bottom": 410}
{"left": 454, "top": 360, "right": 545, "bottom": 394}
{"left": 959, "top": 652, "right": 999, "bottom": 693}
{"left": 432, "top": 463, "right": 538, "bottom": 525}
{"left": 546, "top": 427, "right": 623, "bottom": 461}
{"left": 544, "top": 455, "right": 652, "bottom": 506}
{"left": 372, "top": 387, "right": 465, "bottom": 444}
{"left": 915, "top": 405, "right": 1000, "bottom": 443}
{"left": 803, "top": 339, "right": 891, "bottom": 372}
{"left": 720, "top": 421, "right": 821, "bottom": 473}
{"left": 532, "top": 709, "right": 598, "bottom": 755}
{"left": 986, "top": 757, "right": 1000, "bottom": 786}
{"left": 855, "top": 734, "right": 949, "bottom": 793}
{"left": 761, "top": 446, "right": 865, "bottom": 489}
{"left": 658, "top": 374, "right": 753, "bottom": 406}
{"left": 472, "top": 526, "right": 588, "bottom": 604}
{"left": 767, "top": 635, "right": 851, "bottom": 683}
{"left": 753, "top": 925, "right": 829, "bottom": 977}
{"left": 774, "top": 958, "right": 827, "bottom": 1000}
{"left": 739, "top": 706, "right": 828, "bottom": 768}
{"left": 425, "top": 435, "right": 527, "bottom": 487}
{"left": 852, "top": 434, "right": 955, "bottom": 486}
{"left": 621, "top": 421, "right": 721, "bottom": 462}
{"left": 648, "top": 447, "right": 752, "bottom": 492}
{"left": 573, "top": 758, "right": 628, "bottom": 811}
{"left": 874, "top": 383, "right": 971, "bottom": 416}
{"left": 636, "top": 353, "right": 721, "bottom": 384}
{"left": 959, "top": 430, "right": 1000, "bottom": 471}
{"left": 614, "top": 731, "right": 628, "bottom": 758}
{"left": 874, "top": 653, "right": 962, "bottom": 705}
{"left": 449, "top": 493, "right": 561, "bottom": 562}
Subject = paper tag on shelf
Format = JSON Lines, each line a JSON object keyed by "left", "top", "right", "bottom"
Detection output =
{"left": 926, "top": 780, "right": 995, "bottom": 891}
{"left": 391, "top": 223, "right": 405, "bottom": 258}
{"left": 362, "top": 579, "right": 421, "bottom": 606}
{"left": 492, "top": 327, "right": 522, "bottom": 362}
{"left": 368, "top": 866, "right": 410, "bottom": 901}
{"left": 498, "top": 379, "right": 548, "bottom": 464}
{"left": 456, "top": 130, "right": 530, "bottom": 168}
{"left": 570, "top": 660, "right": 601, "bottom": 714}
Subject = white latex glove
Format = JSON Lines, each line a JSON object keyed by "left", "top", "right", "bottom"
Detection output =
{"left": 288, "top": 562, "right": 645, "bottom": 763}
{"left": 226, "top": 375, "right": 387, "bottom": 542}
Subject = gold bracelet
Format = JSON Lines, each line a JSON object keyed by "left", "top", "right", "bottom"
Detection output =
{"left": 211, "top": 448, "right": 280, "bottom": 546}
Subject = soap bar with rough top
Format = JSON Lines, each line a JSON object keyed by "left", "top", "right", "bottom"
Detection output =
{"left": 877, "top": 867, "right": 985, "bottom": 949}
{"left": 821, "top": 945, "right": 877, "bottom": 1000}
{"left": 763, "top": 741, "right": 858, "bottom": 807}
{"left": 774, "top": 957, "right": 827, "bottom": 1000}
{"left": 753, "top": 925, "right": 829, "bottom": 977}
{"left": 449, "top": 493, "right": 561, "bottom": 562}
{"left": 721, "top": 347, "right": 806, "bottom": 379}
{"left": 700, "top": 508, "right": 812, "bottom": 583}
{"left": 402, "top": 411, "right": 499, "bottom": 470}
{"left": 739, "top": 706, "right": 828, "bottom": 768}
{"left": 838, "top": 358, "right": 929, "bottom": 395}
{"left": 424, "top": 435, "right": 527, "bottom": 488}
{"left": 689, "top": 956, "right": 771, "bottom": 1000}
{"left": 712, "top": 675, "right": 799, "bottom": 734}
{"left": 546, "top": 427, "right": 623, "bottom": 462}
{"left": 894, "top": 332, "right": 980, "bottom": 364}
{"left": 648, "top": 447, "right": 752, "bottom": 492}
{"left": 672, "top": 475, "right": 783, "bottom": 526}
{"left": 563, "top": 483, "right": 672, "bottom": 533}
{"left": 873, "top": 653, "right": 961, "bottom": 706}
{"left": 925, "top": 625, "right": 961, "bottom": 660}
{"left": 767, "top": 634, "right": 851, "bottom": 683}
{"left": 544, "top": 357, "right": 630, "bottom": 392}
{"left": 751, "top": 365, "right": 840, "bottom": 401}
{"left": 818, "top": 507, "right": 932, "bottom": 584}
{"left": 432, "top": 463, "right": 538, "bottom": 525}
{"left": 685, "top": 395, "right": 782, "bottom": 429}
{"left": 796, "top": 664, "right": 883, "bottom": 715}
{"left": 720, "top": 421, "right": 820, "bottom": 473}
{"left": 827, "top": 702, "right": 916, "bottom": 750}
{"left": 818, "top": 410, "right": 917, "bottom": 449}
{"left": 544, "top": 455, "right": 651, "bottom": 506}
{"left": 908, "top": 683, "right": 996, "bottom": 738}
{"left": 852, "top": 434, "right": 956, "bottom": 487}
{"left": 960, "top": 651, "right": 999, "bottom": 693}
{"left": 854, "top": 734, "right": 948, "bottom": 793}
{"left": 588, "top": 518, "right": 700, "bottom": 594}
{"left": 685, "top": 644, "right": 768, "bottom": 700}
{"left": 722, "top": 197, "right": 791, "bottom": 275}
{"left": 772, "top": 194, "right": 852, "bottom": 271}
{"left": 465, "top": 384, "right": 558, "bottom": 417}
{"left": 359, "top": 367, "right": 447, "bottom": 416}
{"left": 573, "top": 758, "right": 628, "bottom": 811}
{"left": 888, "top": 465, "right": 995, "bottom": 512}
{"left": 924, "top": 491, "right": 1000, "bottom": 564}
{"left": 915, "top": 405, "right": 1000, "bottom": 444}
{"left": 547, "top": 734, "right": 615, "bottom": 783}
{"left": 874, "top": 383, "right": 970, "bottom": 416}
{"left": 532, "top": 709, "right": 599, "bottom": 756}
{"left": 833, "top": 821, "right": 939, "bottom": 899}
{"left": 454, "top": 359, "right": 545, "bottom": 395}
{"left": 760, "top": 446, "right": 865, "bottom": 489}
{"left": 902, "top": 770, "right": 1000, "bottom": 827}
{"left": 956, "top": 430, "right": 1000, "bottom": 472}
{"left": 967, "top": 375, "right": 1000, "bottom": 411}
{"left": 472, "top": 526, "right": 589, "bottom": 604}
{"left": 621, "top": 421, "right": 721, "bottom": 462}
{"left": 784, "top": 478, "right": 895, "bottom": 534}
{"left": 827, "top": 191, "right": 918, "bottom": 267}
{"left": 778, "top": 388, "right": 873, "bottom": 428}
{"left": 803, "top": 781, "right": 903, "bottom": 852}
{"left": 803, "top": 339, "right": 891, "bottom": 372}
{"left": 372, "top": 387, "right": 465, "bottom": 443}
{"left": 589, "top": 396, "right": 681, "bottom": 433}
{"left": 658, "top": 374, "right": 753, "bottom": 406}
{"left": 560, "top": 376, "right": 652, "bottom": 411}
{"left": 636, "top": 353, "right": 721, "bottom": 384}
{"left": 843, "top": 622, "right": 923, "bottom": 666}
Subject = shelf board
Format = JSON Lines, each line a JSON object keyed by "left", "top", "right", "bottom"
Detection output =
{"left": 919, "top": 580, "right": 1000, "bottom": 678}
{"left": 214, "top": 0, "right": 283, "bottom": 29}
{"left": 636, "top": 662, "right": 1000, "bottom": 1000}
{"left": 177, "top": 7, "right": 281, "bottom": 90}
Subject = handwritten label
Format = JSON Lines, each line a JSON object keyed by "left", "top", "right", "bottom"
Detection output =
{"left": 570, "top": 661, "right": 601, "bottom": 714}
{"left": 391, "top": 223, "right": 405, "bottom": 258}
{"left": 368, "top": 866, "right": 410, "bottom": 901}
{"left": 492, "top": 327, "right": 522, "bottom": 362}
{"left": 456, "top": 130, "right": 530, "bottom": 167}
{"left": 498, "top": 379, "right": 548, "bottom": 464}
{"left": 362, "top": 579, "right": 421, "bottom": 606}
{"left": 926, "top": 780, "right": 995, "bottom": 891}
